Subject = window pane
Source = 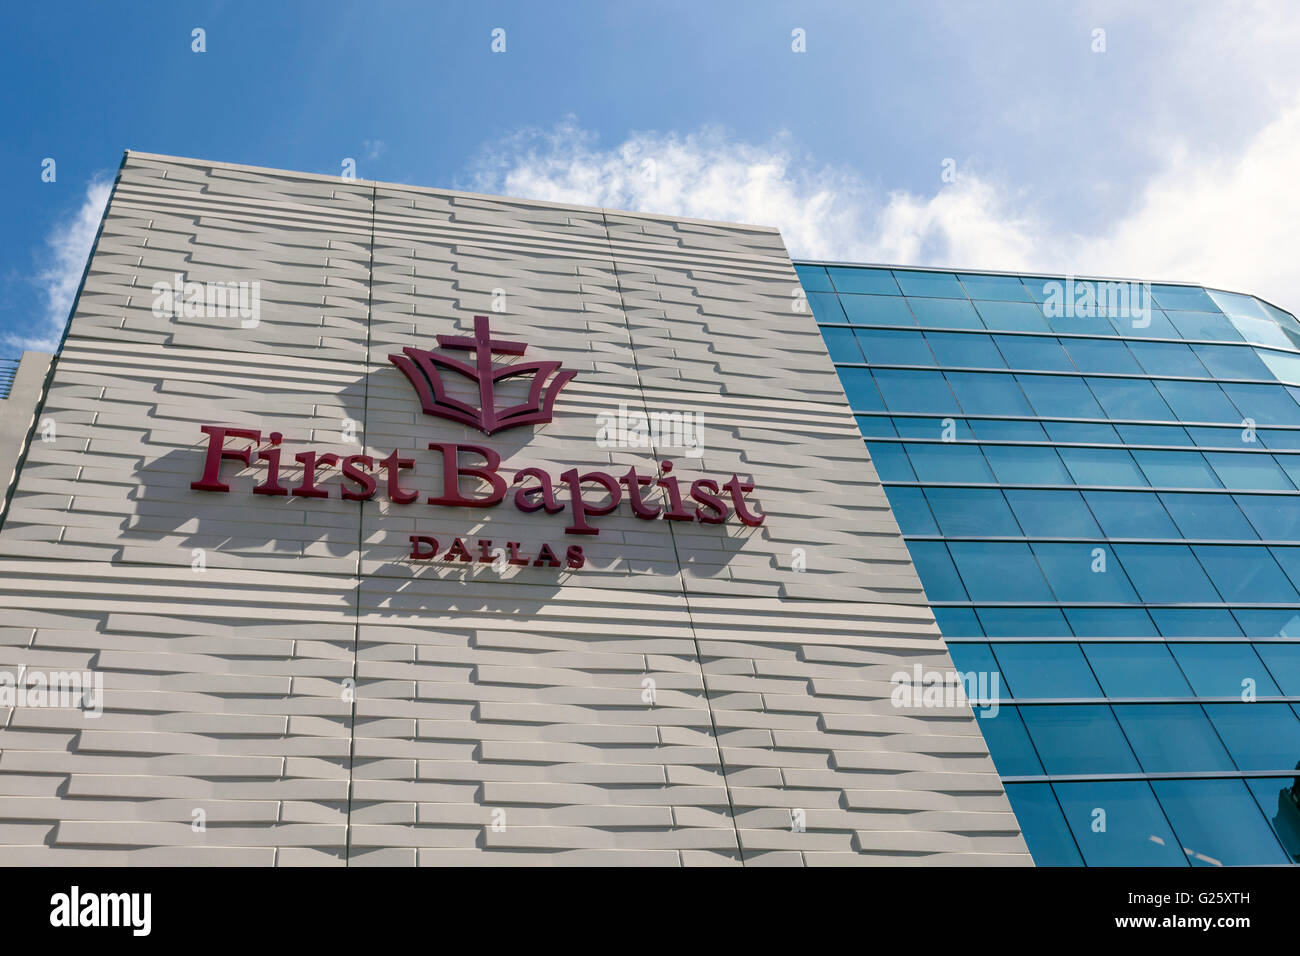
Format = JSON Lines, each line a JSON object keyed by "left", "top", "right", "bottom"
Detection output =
{"left": 1061, "top": 338, "right": 1142, "bottom": 373}
{"left": 1119, "top": 423, "right": 1194, "bottom": 445}
{"left": 1152, "top": 285, "right": 1220, "bottom": 312}
{"left": 1131, "top": 450, "right": 1222, "bottom": 488}
{"left": 1053, "top": 781, "right": 1186, "bottom": 866}
{"left": 933, "top": 607, "right": 982, "bottom": 636}
{"left": 1157, "top": 492, "right": 1258, "bottom": 539}
{"left": 994, "top": 335, "right": 1074, "bottom": 370}
{"left": 1083, "top": 491, "right": 1177, "bottom": 537}
{"left": 1059, "top": 448, "right": 1148, "bottom": 486}
{"left": 1086, "top": 377, "right": 1176, "bottom": 420}
{"left": 1154, "top": 380, "right": 1242, "bottom": 423}
{"left": 905, "top": 443, "right": 995, "bottom": 482}
{"left": 856, "top": 328, "right": 935, "bottom": 366}
{"left": 1043, "top": 421, "right": 1120, "bottom": 443}
{"left": 925, "top": 332, "right": 1005, "bottom": 368}
{"left": 1082, "top": 643, "right": 1192, "bottom": 696}
{"left": 1019, "top": 705, "right": 1139, "bottom": 774}
{"left": 1065, "top": 608, "right": 1158, "bottom": 637}
{"left": 1017, "top": 375, "right": 1106, "bottom": 418}
{"left": 866, "top": 442, "right": 914, "bottom": 481}
{"left": 947, "top": 371, "right": 1033, "bottom": 415}
{"left": 1169, "top": 643, "right": 1279, "bottom": 697}
{"left": 1204, "top": 703, "right": 1300, "bottom": 771}
{"left": 1243, "top": 777, "right": 1300, "bottom": 863}
{"left": 973, "top": 300, "right": 1050, "bottom": 332}
{"left": 807, "top": 291, "right": 846, "bottom": 322}
{"left": 1033, "top": 543, "right": 1138, "bottom": 601}
{"left": 991, "top": 643, "right": 1101, "bottom": 698}
{"left": 1191, "top": 344, "right": 1273, "bottom": 380}
{"left": 923, "top": 487, "right": 1020, "bottom": 536}
{"left": 1003, "top": 784, "right": 1082, "bottom": 866}
{"left": 794, "top": 264, "right": 833, "bottom": 292}
{"left": 1234, "top": 493, "right": 1300, "bottom": 539}
{"left": 959, "top": 274, "right": 1033, "bottom": 302}
{"left": 1150, "top": 608, "right": 1243, "bottom": 638}
{"left": 908, "top": 296, "right": 984, "bottom": 329}
{"left": 1222, "top": 383, "right": 1300, "bottom": 425}
{"left": 1152, "top": 779, "right": 1289, "bottom": 866}
{"left": 1256, "top": 642, "right": 1300, "bottom": 693}
{"left": 855, "top": 414, "right": 896, "bottom": 439}
{"left": 905, "top": 542, "right": 967, "bottom": 601}
{"left": 1113, "top": 545, "right": 1219, "bottom": 603}
{"left": 1128, "top": 341, "right": 1208, "bottom": 377}
{"left": 827, "top": 266, "right": 899, "bottom": 295}
{"left": 841, "top": 293, "right": 915, "bottom": 325}
{"left": 839, "top": 368, "right": 885, "bottom": 410}
{"left": 1112, "top": 704, "right": 1234, "bottom": 772}
{"left": 893, "top": 416, "right": 966, "bottom": 439}
{"left": 1169, "top": 309, "right": 1245, "bottom": 341}
{"left": 1004, "top": 489, "right": 1101, "bottom": 537}
{"left": 822, "top": 327, "right": 864, "bottom": 362}
{"left": 1204, "top": 452, "right": 1296, "bottom": 490}
{"left": 970, "top": 418, "right": 1048, "bottom": 441}
{"left": 1192, "top": 545, "right": 1299, "bottom": 602}
{"left": 893, "top": 270, "right": 967, "bottom": 298}
{"left": 983, "top": 445, "right": 1071, "bottom": 484}
{"left": 1232, "top": 610, "right": 1300, "bottom": 639}
{"left": 947, "top": 542, "right": 1055, "bottom": 601}
{"left": 873, "top": 369, "right": 958, "bottom": 413}
{"left": 975, "top": 607, "right": 1072, "bottom": 638}
{"left": 1184, "top": 425, "right": 1242, "bottom": 447}
{"left": 882, "top": 486, "right": 937, "bottom": 535}
{"left": 971, "top": 707, "right": 1045, "bottom": 777}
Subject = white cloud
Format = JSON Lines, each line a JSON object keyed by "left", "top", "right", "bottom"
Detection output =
{"left": 8, "top": 177, "right": 112, "bottom": 353}
{"left": 465, "top": 109, "right": 1300, "bottom": 316}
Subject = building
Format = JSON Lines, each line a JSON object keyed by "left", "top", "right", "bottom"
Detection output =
{"left": 798, "top": 261, "right": 1300, "bottom": 866}
{"left": 0, "top": 152, "right": 1029, "bottom": 866}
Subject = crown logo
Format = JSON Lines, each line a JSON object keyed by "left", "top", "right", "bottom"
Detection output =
{"left": 389, "top": 315, "right": 577, "bottom": 435}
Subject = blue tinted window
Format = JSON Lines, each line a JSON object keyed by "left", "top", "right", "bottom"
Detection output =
{"left": 1152, "top": 285, "right": 1219, "bottom": 312}
{"left": 1132, "top": 450, "right": 1222, "bottom": 488}
{"left": 923, "top": 487, "right": 1020, "bottom": 536}
{"left": 1118, "top": 423, "right": 1194, "bottom": 445}
{"left": 1053, "top": 781, "right": 1186, "bottom": 866}
{"left": 873, "top": 369, "right": 958, "bottom": 413}
{"left": 1256, "top": 429, "right": 1300, "bottom": 449}
{"left": 794, "top": 264, "right": 833, "bottom": 292}
{"left": 1003, "top": 784, "right": 1082, "bottom": 866}
{"left": 982, "top": 445, "right": 1071, "bottom": 484}
{"left": 947, "top": 372, "right": 1033, "bottom": 415}
{"left": 866, "top": 442, "right": 914, "bottom": 481}
{"left": 1233, "top": 610, "right": 1300, "bottom": 639}
{"left": 1113, "top": 705, "right": 1234, "bottom": 773}
{"left": 905, "top": 443, "right": 994, "bottom": 482}
{"left": 1205, "top": 452, "right": 1296, "bottom": 490}
{"left": 970, "top": 419, "right": 1048, "bottom": 441}
{"left": 948, "top": 542, "right": 1054, "bottom": 602}
{"left": 1061, "top": 339, "right": 1141, "bottom": 373}
{"left": 1151, "top": 609, "right": 1243, "bottom": 638}
{"left": 1083, "top": 492, "right": 1177, "bottom": 537}
{"left": 946, "top": 641, "right": 997, "bottom": 675}
{"left": 893, "top": 416, "right": 966, "bottom": 439}
{"left": 992, "top": 643, "right": 1101, "bottom": 698}
{"left": 1132, "top": 310, "right": 1185, "bottom": 340}
{"left": 1032, "top": 543, "right": 1138, "bottom": 602}
{"left": 1256, "top": 642, "right": 1300, "bottom": 692}
{"left": 855, "top": 328, "right": 935, "bottom": 366}
{"left": 1222, "top": 384, "right": 1300, "bottom": 425}
{"left": 1157, "top": 493, "right": 1257, "bottom": 539}
{"left": 973, "top": 300, "right": 1049, "bottom": 332}
{"left": 1168, "top": 310, "right": 1245, "bottom": 343}
{"left": 1169, "top": 643, "right": 1279, "bottom": 696}
{"left": 1017, "top": 375, "right": 1105, "bottom": 418}
{"left": 854, "top": 415, "right": 895, "bottom": 439}
{"left": 827, "top": 266, "right": 899, "bottom": 295}
{"left": 972, "top": 707, "right": 1045, "bottom": 777}
{"left": 1086, "top": 377, "right": 1176, "bottom": 420}
{"left": 841, "top": 294, "right": 915, "bottom": 325}
{"left": 1269, "top": 545, "right": 1300, "bottom": 590}
{"left": 959, "top": 275, "right": 1032, "bottom": 302}
{"left": 1043, "top": 421, "right": 1120, "bottom": 443}
{"left": 933, "top": 607, "right": 982, "bottom": 636}
{"left": 1193, "top": 545, "right": 1299, "bottom": 602}
{"left": 1192, "top": 344, "right": 1273, "bottom": 380}
{"left": 1204, "top": 703, "right": 1300, "bottom": 771}
{"left": 1059, "top": 448, "right": 1148, "bottom": 486}
{"left": 1019, "top": 705, "right": 1139, "bottom": 774}
{"left": 975, "top": 607, "right": 1072, "bottom": 638}
{"left": 1152, "top": 779, "right": 1289, "bottom": 866}
{"left": 882, "top": 486, "right": 937, "bottom": 535}
{"left": 892, "top": 270, "right": 967, "bottom": 298}
{"left": 807, "top": 291, "right": 846, "bottom": 322}
{"left": 925, "top": 333, "right": 1006, "bottom": 369}
{"left": 1244, "top": 777, "right": 1300, "bottom": 862}
{"left": 1065, "top": 608, "right": 1158, "bottom": 637}
{"left": 1128, "top": 340, "right": 1208, "bottom": 377}
{"left": 994, "top": 335, "right": 1074, "bottom": 370}
{"left": 1234, "top": 494, "right": 1300, "bottom": 539}
{"left": 908, "top": 297, "right": 984, "bottom": 329}
{"left": 1184, "top": 425, "right": 1241, "bottom": 447}
{"left": 1113, "top": 545, "right": 1219, "bottom": 603}
{"left": 905, "top": 542, "right": 967, "bottom": 601}
{"left": 1154, "top": 380, "right": 1242, "bottom": 423}
{"left": 822, "top": 327, "right": 864, "bottom": 362}
{"left": 1082, "top": 643, "right": 1192, "bottom": 696}
{"left": 1004, "top": 489, "right": 1100, "bottom": 537}
{"left": 838, "top": 368, "right": 885, "bottom": 410}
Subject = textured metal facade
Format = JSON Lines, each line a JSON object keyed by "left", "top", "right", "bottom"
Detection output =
{"left": 0, "top": 153, "right": 1029, "bottom": 865}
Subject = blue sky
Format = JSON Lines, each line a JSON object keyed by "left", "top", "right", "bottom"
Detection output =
{"left": 5, "top": 0, "right": 1300, "bottom": 349}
